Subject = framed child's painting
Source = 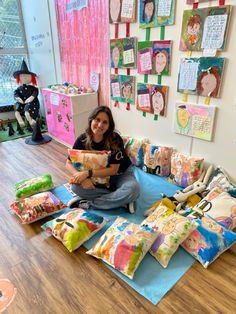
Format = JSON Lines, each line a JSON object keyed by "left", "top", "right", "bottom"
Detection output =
{"left": 137, "top": 40, "right": 172, "bottom": 75}
{"left": 139, "top": 0, "right": 175, "bottom": 28}
{"left": 179, "top": 6, "right": 232, "bottom": 52}
{"left": 136, "top": 82, "right": 168, "bottom": 116}
{"left": 110, "top": 37, "right": 137, "bottom": 69}
{"left": 174, "top": 102, "right": 216, "bottom": 141}
{"left": 110, "top": 74, "right": 135, "bottom": 104}
{"left": 109, "top": 0, "right": 137, "bottom": 24}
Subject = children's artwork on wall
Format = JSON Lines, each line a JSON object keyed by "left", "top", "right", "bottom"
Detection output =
{"left": 136, "top": 82, "right": 168, "bottom": 116}
{"left": 109, "top": 0, "right": 136, "bottom": 24}
{"left": 139, "top": 0, "right": 175, "bottom": 28}
{"left": 174, "top": 102, "right": 216, "bottom": 141}
{"left": 178, "top": 57, "right": 225, "bottom": 98}
{"left": 110, "top": 37, "right": 137, "bottom": 69}
{"left": 138, "top": 40, "right": 172, "bottom": 75}
{"left": 186, "top": 0, "right": 209, "bottom": 3}
{"left": 110, "top": 74, "right": 135, "bottom": 104}
{"left": 180, "top": 6, "right": 232, "bottom": 52}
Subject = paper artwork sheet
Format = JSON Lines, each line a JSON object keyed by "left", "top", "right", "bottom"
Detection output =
{"left": 178, "top": 58, "right": 199, "bottom": 93}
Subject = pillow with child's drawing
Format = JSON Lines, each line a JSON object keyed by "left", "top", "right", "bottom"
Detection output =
{"left": 142, "top": 201, "right": 198, "bottom": 268}
{"left": 181, "top": 215, "right": 236, "bottom": 268}
{"left": 86, "top": 217, "right": 159, "bottom": 279}
{"left": 122, "top": 136, "right": 149, "bottom": 168}
{"left": 170, "top": 152, "right": 204, "bottom": 188}
{"left": 142, "top": 143, "right": 173, "bottom": 176}
{"left": 15, "top": 173, "right": 54, "bottom": 199}
{"left": 10, "top": 191, "right": 66, "bottom": 224}
{"left": 191, "top": 187, "right": 236, "bottom": 230}
{"left": 68, "top": 149, "right": 111, "bottom": 187}
{"left": 42, "top": 208, "right": 108, "bottom": 252}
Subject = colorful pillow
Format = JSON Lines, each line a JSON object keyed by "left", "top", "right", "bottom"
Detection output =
{"left": 122, "top": 136, "right": 149, "bottom": 168}
{"left": 68, "top": 149, "right": 111, "bottom": 187}
{"left": 170, "top": 152, "right": 204, "bottom": 188}
{"left": 42, "top": 208, "right": 108, "bottom": 252}
{"left": 191, "top": 188, "right": 236, "bottom": 230}
{"left": 15, "top": 174, "right": 54, "bottom": 199}
{"left": 206, "top": 166, "right": 236, "bottom": 196}
{"left": 142, "top": 201, "right": 198, "bottom": 268}
{"left": 86, "top": 217, "right": 158, "bottom": 279}
{"left": 142, "top": 143, "right": 173, "bottom": 177}
{"left": 10, "top": 191, "right": 66, "bottom": 224}
{"left": 181, "top": 215, "right": 236, "bottom": 268}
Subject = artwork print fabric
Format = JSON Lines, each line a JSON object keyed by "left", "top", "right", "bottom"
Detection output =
{"left": 180, "top": 6, "right": 232, "bottom": 52}
{"left": 137, "top": 40, "right": 172, "bottom": 76}
{"left": 178, "top": 57, "right": 225, "bottom": 98}
{"left": 110, "top": 37, "right": 137, "bottom": 69}
{"left": 136, "top": 82, "right": 168, "bottom": 116}
{"left": 139, "top": 0, "right": 175, "bottom": 28}
{"left": 109, "top": 0, "right": 136, "bottom": 24}
{"left": 110, "top": 74, "right": 135, "bottom": 104}
{"left": 174, "top": 102, "right": 216, "bottom": 141}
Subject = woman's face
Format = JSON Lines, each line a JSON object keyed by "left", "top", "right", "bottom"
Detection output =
{"left": 145, "top": 2, "right": 154, "bottom": 22}
{"left": 200, "top": 73, "right": 217, "bottom": 97}
{"left": 155, "top": 52, "right": 167, "bottom": 74}
{"left": 91, "top": 112, "right": 109, "bottom": 138}
{"left": 112, "top": 47, "right": 120, "bottom": 67}
{"left": 110, "top": 0, "right": 121, "bottom": 22}
{"left": 152, "top": 91, "right": 164, "bottom": 114}
{"left": 122, "top": 85, "right": 131, "bottom": 100}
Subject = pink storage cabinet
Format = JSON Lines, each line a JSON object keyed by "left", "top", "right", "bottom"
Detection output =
{"left": 42, "top": 89, "right": 98, "bottom": 146}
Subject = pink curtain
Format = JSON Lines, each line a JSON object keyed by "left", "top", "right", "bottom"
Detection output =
{"left": 55, "top": 0, "right": 109, "bottom": 105}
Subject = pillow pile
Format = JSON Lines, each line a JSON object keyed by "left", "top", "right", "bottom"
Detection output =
{"left": 15, "top": 173, "right": 54, "bottom": 199}
{"left": 206, "top": 166, "right": 236, "bottom": 196}
{"left": 86, "top": 217, "right": 159, "bottom": 279}
{"left": 68, "top": 149, "right": 111, "bottom": 187}
{"left": 10, "top": 191, "right": 66, "bottom": 224}
{"left": 42, "top": 208, "right": 108, "bottom": 252}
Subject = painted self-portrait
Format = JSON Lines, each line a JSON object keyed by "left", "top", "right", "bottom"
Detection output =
{"left": 151, "top": 87, "right": 165, "bottom": 116}
{"left": 143, "top": 0, "right": 155, "bottom": 23}
{"left": 197, "top": 67, "right": 221, "bottom": 97}
{"left": 110, "top": 0, "right": 121, "bottom": 23}
{"left": 121, "top": 81, "right": 132, "bottom": 100}
{"left": 153, "top": 50, "right": 169, "bottom": 75}
{"left": 112, "top": 46, "right": 121, "bottom": 68}
{"left": 186, "top": 14, "right": 201, "bottom": 46}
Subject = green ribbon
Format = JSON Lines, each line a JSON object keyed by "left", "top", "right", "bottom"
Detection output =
{"left": 154, "top": 114, "right": 158, "bottom": 121}
{"left": 160, "top": 26, "right": 165, "bottom": 40}
{"left": 143, "top": 112, "right": 146, "bottom": 117}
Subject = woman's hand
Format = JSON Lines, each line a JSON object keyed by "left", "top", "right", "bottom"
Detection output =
{"left": 69, "top": 171, "right": 88, "bottom": 184}
{"left": 81, "top": 179, "right": 95, "bottom": 190}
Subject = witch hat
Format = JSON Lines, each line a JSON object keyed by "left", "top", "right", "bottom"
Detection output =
{"left": 25, "top": 118, "right": 51, "bottom": 145}
{"left": 13, "top": 59, "right": 37, "bottom": 78}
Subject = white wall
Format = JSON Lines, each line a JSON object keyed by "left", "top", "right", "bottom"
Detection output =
{"left": 110, "top": 0, "right": 236, "bottom": 181}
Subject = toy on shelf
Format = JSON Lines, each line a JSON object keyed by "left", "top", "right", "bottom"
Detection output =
{"left": 13, "top": 59, "right": 40, "bottom": 130}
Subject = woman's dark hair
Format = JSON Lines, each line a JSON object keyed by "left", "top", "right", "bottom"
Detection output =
{"left": 142, "top": 0, "right": 155, "bottom": 23}
{"left": 85, "top": 106, "right": 119, "bottom": 151}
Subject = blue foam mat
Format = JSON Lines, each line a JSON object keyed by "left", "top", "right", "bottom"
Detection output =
{"left": 52, "top": 167, "right": 195, "bottom": 305}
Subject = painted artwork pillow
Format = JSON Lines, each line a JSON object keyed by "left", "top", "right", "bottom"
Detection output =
{"left": 181, "top": 215, "right": 236, "bottom": 268}
{"left": 68, "top": 149, "right": 111, "bottom": 187}
{"left": 170, "top": 152, "right": 204, "bottom": 188}
{"left": 15, "top": 174, "right": 54, "bottom": 199}
{"left": 10, "top": 191, "right": 66, "bottom": 224}
{"left": 122, "top": 136, "right": 149, "bottom": 168}
{"left": 142, "top": 202, "right": 198, "bottom": 268}
{"left": 206, "top": 166, "right": 236, "bottom": 196}
{"left": 142, "top": 143, "right": 173, "bottom": 177}
{"left": 42, "top": 208, "right": 108, "bottom": 252}
{"left": 191, "top": 188, "right": 236, "bottom": 230}
{"left": 86, "top": 217, "right": 158, "bottom": 279}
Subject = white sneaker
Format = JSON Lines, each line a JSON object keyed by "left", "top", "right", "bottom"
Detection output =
{"left": 128, "top": 202, "right": 135, "bottom": 214}
{"left": 67, "top": 196, "right": 82, "bottom": 208}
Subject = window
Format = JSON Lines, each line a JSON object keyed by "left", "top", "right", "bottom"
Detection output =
{"left": 0, "top": 0, "right": 28, "bottom": 107}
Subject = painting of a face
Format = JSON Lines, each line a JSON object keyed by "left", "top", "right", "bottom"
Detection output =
{"left": 145, "top": 2, "right": 154, "bottom": 22}
{"left": 112, "top": 46, "right": 120, "bottom": 68}
{"left": 200, "top": 73, "right": 217, "bottom": 97}
{"left": 187, "top": 23, "right": 200, "bottom": 36}
{"left": 152, "top": 91, "right": 164, "bottom": 115}
{"left": 110, "top": 0, "right": 121, "bottom": 22}
{"left": 122, "top": 85, "right": 132, "bottom": 100}
{"left": 155, "top": 52, "right": 167, "bottom": 74}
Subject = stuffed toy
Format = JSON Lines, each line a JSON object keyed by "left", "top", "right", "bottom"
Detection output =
{"left": 13, "top": 59, "right": 40, "bottom": 129}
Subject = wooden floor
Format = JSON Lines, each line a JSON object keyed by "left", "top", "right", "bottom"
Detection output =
{"left": 0, "top": 138, "right": 235, "bottom": 314}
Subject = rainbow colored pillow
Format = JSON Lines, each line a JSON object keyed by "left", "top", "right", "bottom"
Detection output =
{"left": 86, "top": 217, "right": 158, "bottom": 279}
{"left": 122, "top": 136, "right": 149, "bottom": 168}
{"left": 42, "top": 208, "right": 108, "bottom": 252}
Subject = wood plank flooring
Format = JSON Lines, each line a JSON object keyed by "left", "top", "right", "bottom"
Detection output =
{"left": 0, "top": 138, "right": 235, "bottom": 313}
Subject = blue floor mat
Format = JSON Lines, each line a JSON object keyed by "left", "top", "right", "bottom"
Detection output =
{"left": 52, "top": 167, "right": 195, "bottom": 305}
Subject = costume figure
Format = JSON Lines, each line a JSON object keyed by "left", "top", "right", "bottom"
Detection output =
{"left": 13, "top": 59, "right": 40, "bottom": 128}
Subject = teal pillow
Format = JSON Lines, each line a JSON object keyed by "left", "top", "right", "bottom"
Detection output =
{"left": 15, "top": 174, "right": 54, "bottom": 199}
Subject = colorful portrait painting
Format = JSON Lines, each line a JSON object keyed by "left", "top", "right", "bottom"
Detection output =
{"left": 139, "top": 0, "right": 175, "bottom": 29}
{"left": 109, "top": 0, "right": 136, "bottom": 24}
{"left": 110, "top": 37, "right": 137, "bottom": 69}
{"left": 110, "top": 74, "right": 135, "bottom": 104}
{"left": 109, "top": 0, "right": 122, "bottom": 23}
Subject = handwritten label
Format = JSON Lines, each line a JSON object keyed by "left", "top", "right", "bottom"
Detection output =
{"left": 140, "top": 51, "right": 152, "bottom": 72}
{"left": 121, "top": 0, "right": 134, "bottom": 19}
{"left": 179, "top": 60, "right": 199, "bottom": 91}
{"left": 111, "top": 82, "right": 121, "bottom": 98}
{"left": 123, "top": 49, "right": 134, "bottom": 65}
{"left": 138, "top": 94, "right": 150, "bottom": 108}
{"left": 157, "top": 0, "right": 172, "bottom": 17}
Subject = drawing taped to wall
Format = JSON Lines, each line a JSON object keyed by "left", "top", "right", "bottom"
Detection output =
{"left": 109, "top": 0, "right": 136, "bottom": 23}
{"left": 110, "top": 37, "right": 137, "bottom": 69}
{"left": 139, "top": 0, "right": 175, "bottom": 28}
{"left": 174, "top": 102, "right": 216, "bottom": 141}
{"left": 180, "top": 6, "right": 232, "bottom": 52}
{"left": 110, "top": 74, "right": 135, "bottom": 104}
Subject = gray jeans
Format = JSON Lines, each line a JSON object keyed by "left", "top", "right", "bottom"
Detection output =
{"left": 71, "top": 166, "right": 140, "bottom": 210}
